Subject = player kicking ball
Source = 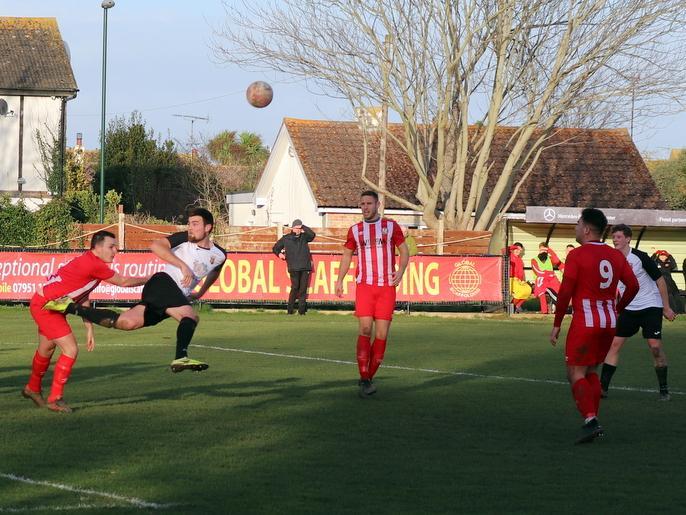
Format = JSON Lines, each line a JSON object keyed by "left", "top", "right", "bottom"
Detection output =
{"left": 44, "top": 208, "right": 226, "bottom": 374}
{"left": 550, "top": 208, "right": 639, "bottom": 444}
{"left": 335, "top": 191, "right": 409, "bottom": 398}
{"left": 25, "top": 231, "right": 149, "bottom": 412}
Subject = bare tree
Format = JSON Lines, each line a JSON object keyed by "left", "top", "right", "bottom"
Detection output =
{"left": 214, "top": 0, "right": 686, "bottom": 230}
{"left": 182, "top": 152, "right": 232, "bottom": 224}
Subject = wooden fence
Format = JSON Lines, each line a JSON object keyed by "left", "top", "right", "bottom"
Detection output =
{"left": 70, "top": 221, "right": 492, "bottom": 255}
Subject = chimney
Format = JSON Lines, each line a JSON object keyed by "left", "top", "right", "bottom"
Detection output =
{"left": 76, "top": 132, "right": 83, "bottom": 148}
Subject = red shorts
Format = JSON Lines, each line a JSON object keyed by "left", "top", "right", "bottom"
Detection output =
{"left": 29, "top": 294, "right": 73, "bottom": 340}
{"left": 354, "top": 283, "right": 397, "bottom": 321}
{"left": 565, "top": 320, "right": 615, "bottom": 366}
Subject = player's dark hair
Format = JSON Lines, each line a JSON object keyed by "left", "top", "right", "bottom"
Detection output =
{"left": 611, "top": 224, "right": 632, "bottom": 238}
{"left": 513, "top": 242, "right": 524, "bottom": 249}
{"left": 539, "top": 242, "right": 547, "bottom": 248}
{"left": 566, "top": 244, "right": 575, "bottom": 249}
{"left": 90, "top": 230, "right": 116, "bottom": 249}
{"left": 580, "top": 207, "right": 608, "bottom": 235}
{"left": 360, "top": 190, "right": 379, "bottom": 201}
{"left": 187, "top": 207, "right": 214, "bottom": 230}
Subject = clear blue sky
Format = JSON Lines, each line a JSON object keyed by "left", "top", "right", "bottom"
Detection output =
{"left": 4, "top": 0, "right": 685, "bottom": 157}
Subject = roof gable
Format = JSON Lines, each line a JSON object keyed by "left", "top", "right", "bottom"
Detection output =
{"left": 0, "top": 17, "right": 78, "bottom": 93}
{"left": 283, "top": 118, "right": 665, "bottom": 212}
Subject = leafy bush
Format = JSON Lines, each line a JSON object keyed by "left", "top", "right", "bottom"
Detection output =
{"left": 0, "top": 195, "right": 36, "bottom": 247}
{"left": 33, "top": 198, "right": 77, "bottom": 246}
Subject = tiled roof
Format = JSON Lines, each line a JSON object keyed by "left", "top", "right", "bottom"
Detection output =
{"left": 0, "top": 17, "right": 78, "bottom": 93}
{"left": 284, "top": 118, "right": 665, "bottom": 212}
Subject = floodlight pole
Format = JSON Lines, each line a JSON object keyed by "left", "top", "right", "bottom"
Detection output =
{"left": 99, "top": 0, "right": 115, "bottom": 223}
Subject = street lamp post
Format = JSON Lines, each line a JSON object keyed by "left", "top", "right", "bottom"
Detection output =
{"left": 99, "top": 0, "right": 115, "bottom": 223}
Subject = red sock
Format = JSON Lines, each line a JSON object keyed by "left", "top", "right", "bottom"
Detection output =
{"left": 356, "top": 335, "right": 371, "bottom": 380}
{"left": 539, "top": 295, "right": 548, "bottom": 314}
{"left": 48, "top": 355, "right": 76, "bottom": 403}
{"left": 571, "top": 378, "right": 596, "bottom": 420}
{"left": 586, "top": 373, "right": 601, "bottom": 414}
{"left": 368, "top": 339, "right": 387, "bottom": 379}
{"left": 514, "top": 299, "right": 525, "bottom": 308}
{"left": 27, "top": 351, "right": 52, "bottom": 393}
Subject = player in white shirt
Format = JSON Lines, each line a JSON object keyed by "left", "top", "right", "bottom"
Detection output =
{"left": 45, "top": 208, "right": 226, "bottom": 373}
{"left": 600, "top": 224, "right": 677, "bottom": 400}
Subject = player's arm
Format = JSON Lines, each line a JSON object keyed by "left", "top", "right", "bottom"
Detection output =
{"left": 335, "top": 247, "right": 354, "bottom": 297}
{"left": 656, "top": 276, "right": 676, "bottom": 321}
{"left": 639, "top": 252, "right": 676, "bottom": 321}
{"left": 80, "top": 298, "right": 96, "bottom": 352}
{"left": 393, "top": 241, "right": 409, "bottom": 286}
{"left": 190, "top": 268, "right": 221, "bottom": 301}
{"left": 551, "top": 254, "right": 577, "bottom": 345}
{"left": 106, "top": 273, "right": 149, "bottom": 288}
{"left": 150, "top": 235, "right": 193, "bottom": 286}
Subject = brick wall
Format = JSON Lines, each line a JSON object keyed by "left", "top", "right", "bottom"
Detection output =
{"left": 72, "top": 223, "right": 493, "bottom": 255}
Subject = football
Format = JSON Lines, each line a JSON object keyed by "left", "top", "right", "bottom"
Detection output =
{"left": 246, "top": 81, "right": 273, "bottom": 108}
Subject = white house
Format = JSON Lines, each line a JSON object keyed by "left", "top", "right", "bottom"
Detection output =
{"left": 0, "top": 17, "right": 78, "bottom": 210}
{"left": 226, "top": 118, "right": 425, "bottom": 228}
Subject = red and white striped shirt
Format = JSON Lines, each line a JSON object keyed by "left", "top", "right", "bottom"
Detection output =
{"left": 41, "top": 251, "right": 115, "bottom": 303}
{"left": 344, "top": 218, "right": 405, "bottom": 286}
{"left": 553, "top": 241, "right": 639, "bottom": 329}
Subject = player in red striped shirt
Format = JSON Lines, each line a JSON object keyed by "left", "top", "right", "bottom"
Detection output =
{"left": 23, "top": 231, "right": 149, "bottom": 413}
{"left": 335, "top": 190, "right": 409, "bottom": 398}
{"left": 550, "top": 208, "right": 639, "bottom": 443}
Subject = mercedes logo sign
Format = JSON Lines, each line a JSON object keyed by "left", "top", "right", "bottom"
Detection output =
{"left": 543, "top": 208, "right": 556, "bottom": 222}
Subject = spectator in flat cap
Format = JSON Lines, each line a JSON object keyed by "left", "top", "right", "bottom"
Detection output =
{"left": 273, "top": 219, "right": 316, "bottom": 315}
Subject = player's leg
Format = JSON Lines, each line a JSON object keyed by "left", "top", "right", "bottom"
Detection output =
{"left": 641, "top": 307, "right": 669, "bottom": 400}
{"left": 368, "top": 286, "right": 396, "bottom": 380}
{"left": 601, "top": 309, "right": 639, "bottom": 396}
{"left": 112, "top": 304, "right": 146, "bottom": 330}
{"left": 26, "top": 299, "right": 70, "bottom": 407}
{"left": 568, "top": 364, "right": 602, "bottom": 443}
{"left": 356, "top": 316, "right": 374, "bottom": 381}
{"left": 23, "top": 333, "right": 56, "bottom": 407}
{"left": 44, "top": 299, "right": 122, "bottom": 328}
{"left": 368, "top": 319, "right": 390, "bottom": 379}
{"left": 287, "top": 272, "right": 299, "bottom": 314}
{"left": 567, "top": 364, "right": 596, "bottom": 421}
{"left": 566, "top": 326, "right": 604, "bottom": 443}
{"left": 539, "top": 293, "right": 548, "bottom": 314}
{"left": 297, "top": 271, "right": 310, "bottom": 314}
{"left": 546, "top": 288, "right": 558, "bottom": 314}
{"left": 165, "top": 305, "right": 205, "bottom": 373}
{"left": 354, "top": 284, "right": 378, "bottom": 397}
{"left": 647, "top": 338, "right": 669, "bottom": 400}
{"left": 600, "top": 336, "right": 626, "bottom": 396}
{"left": 46, "top": 332, "right": 80, "bottom": 413}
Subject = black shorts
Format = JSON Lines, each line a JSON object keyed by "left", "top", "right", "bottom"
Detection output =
{"left": 616, "top": 307, "right": 663, "bottom": 340}
{"left": 139, "top": 272, "right": 190, "bottom": 327}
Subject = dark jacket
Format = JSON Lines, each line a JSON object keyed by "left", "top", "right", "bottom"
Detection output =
{"left": 272, "top": 226, "right": 316, "bottom": 272}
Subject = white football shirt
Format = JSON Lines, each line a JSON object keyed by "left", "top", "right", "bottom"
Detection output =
{"left": 163, "top": 232, "right": 227, "bottom": 296}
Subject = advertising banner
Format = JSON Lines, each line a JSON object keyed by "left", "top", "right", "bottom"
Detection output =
{"left": 0, "top": 252, "right": 503, "bottom": 303}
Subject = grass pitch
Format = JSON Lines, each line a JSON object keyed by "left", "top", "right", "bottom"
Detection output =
{"left": 1, "top": 307, "right": 686, "bottom": 514}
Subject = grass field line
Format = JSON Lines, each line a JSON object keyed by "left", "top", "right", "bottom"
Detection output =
{"left": 0, "top": 473, "right": 174, "bottom": 510}
{"left": 190, "top": 344, "right": 685, "bottom": 397}
{"left": 3, "top": 341, "right": 681, "bottom": 396}
{"left": 0, "top": 503, "right": 122, "bottom": 512}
